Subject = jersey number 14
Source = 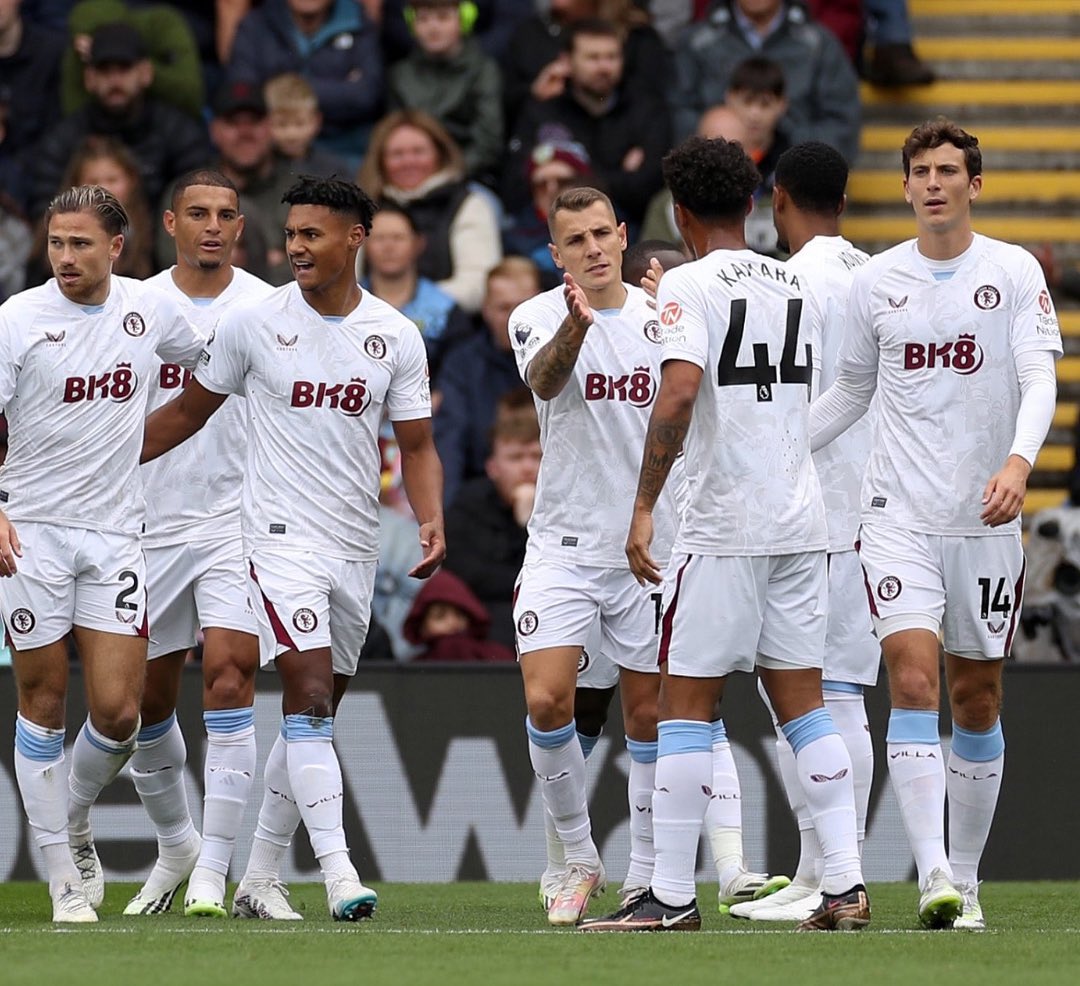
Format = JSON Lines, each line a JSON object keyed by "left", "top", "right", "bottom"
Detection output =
{"left": 716, "top": 298, "right": 811, "bottom": 402}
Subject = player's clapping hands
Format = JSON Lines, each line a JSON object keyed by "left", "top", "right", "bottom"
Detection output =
{"left": 640, "top": 257, "right": 665, "bottom": 310}
{"left": 0, "top": 512, "right": 21, "bottom": 576}
{"left": 626, "top": 507, "right": 662, "bottom": 586}
{"left": 981, "top": 454, "right": 1031, "bottom": 527}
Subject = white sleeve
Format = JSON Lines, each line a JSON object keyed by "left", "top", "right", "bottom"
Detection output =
{"left": 656, "top": 267, "right": 709, "bottom": 371}
{"left": 386, "top": 323, "right": 432, "bottom": 422}
{"left": 153, "top": 291, "right": 207, "bottom": 368}
{"left": 1009, "top": 348, "right": 1058, "bottom": 467}
{"left": 509, "top": 296, "right": 557, "bottom": 387}
{"left": 1011, "top": 249, "right": 1063, "bottom": 358}
{"left": 0, "top": 308, "right": 18, "bottom": 413}
{"left": 194, "top": 308, "right": 248, "bottom": 397}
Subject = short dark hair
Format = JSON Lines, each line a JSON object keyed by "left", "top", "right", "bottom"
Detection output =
{"left": 490, "top": 386, "right": 540, "bottom": 446}
{"left": 46, "top": 184, "right": 129, "bottom": 237}
{"left": 621, "top": 239, "right": 686, "bottom": 285}
{"left": 282, "top": 174, "right": 378, "bottom": 233}
{"left": 565, "top": 18, "right": 621, "bottom": 52}
{"left": 171, "top": 169, "right": 239, "bottom": 212}
{"left": 902, "top": 118, "right": 982, "bottom": 179}
{"left": 774, "top": 141, "right": 849, "bottom": 215}
{"left": 547, "top": 185, "right": 616, "bottom": 236}
{"left": 728, "top": 56, "right": 785, "bottom": 98}
{"left": 371, "top": 201, "right": 419, "bottom": 233}
{"left": 662, "top": 136, "right": 761, "bottom": 223}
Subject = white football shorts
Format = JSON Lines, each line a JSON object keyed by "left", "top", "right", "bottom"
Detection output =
{"left": 856, "top": 523, "right": 1025, "bottom": 660}
{"left": 145, "top": 535, "right": 257, "bottom": 659}
{"left": 576, "top": 618, "right": 620, "bottom": 689}
{"left": 1, "top": 521, "right": 147, "bottom": 648}
{"left": 659, "top": 551, "right": 828, "bottom": 678}
{"left": 247, "top": 549, "right": 376, "bottom": 676}
{"left": 824, "top": 549, "right": 880, "bottom": 687}
{"left": 513, "top": 558, "right": 662, "bottom": 674}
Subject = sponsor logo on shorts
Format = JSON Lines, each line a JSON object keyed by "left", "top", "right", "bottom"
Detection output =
{"left": 643, "top": 320, "right": 662, "bottom": 344}
{"left": 364, "top": 335, "right": 386, "bottom": 359}
{"left": 122, "top": 312, "right": 146, "bottom": 336}
{"left": 877, "top": 575, "right": 902, "bottom": 601}
{"left": 10, "top": 608, "right": 35, "bottom": 634}
{"left": 269, "top": 523, "right": 286, "bottom": 534}
{"left": 517, "top": 610, "right": 539, "bottom": 636}
{"left": 871, "top": 496, "right": 887, "bottom": 508}
{"left": 987, "top": 620, "right": 1006, "bottom": 636}
{"left": 974, "top": 285, "right": 1001, "bottom": 310}
{"left": 116, "top": 610, "right": 136, "bottom": 624}
{"left": 292, "top": 608, "right": 318, "bottom": 633}
{"left": 577, "top": 649, "right": 590, "bottom": 673}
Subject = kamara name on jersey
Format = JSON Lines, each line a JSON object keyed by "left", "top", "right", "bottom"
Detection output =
{"left": 715, "top": 261, "right": 801, "bottom": 289}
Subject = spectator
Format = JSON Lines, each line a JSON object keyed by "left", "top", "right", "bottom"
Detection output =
{"left": 31, "top": 21, "right": 210, "bottom": 218}
{"left": 504, "top": 18, "right": 668, "bottom": 226}
{"left": 403, "top": 569, "right": 516, "bottom": 662}
{"left": 671, "top": 0, "right": 860, "bottom": 164}
{"left": 0, "top": 0, "right": 64, "bottom": 160}
{"left": 388, "top": 0, "right": 504, "bottom": 184}
{"left": 61, "top": 0, "right": 205, "bottom": 118}
{"left": 363, "top": 202, "right": 473, "bottom": 379}
{"left": 501, "top": 0, "right": 669, "bottom": 128}
{"left": 382, "top": 0, "right": 533, "bottom": 64}
{"left": 725, "top": 56, "right": 791, "bottom": 184}
{"left": 502, "top": 138, "right": 594, "bottom": 290}
{"left": 1035, "top": 245, "right": 1080, "bottom": 304}
{"left": 264, "top": 72, "right": 350, "bottom": 178}
{"left": 357, "top": 109, "right": 502, "bottom": 313}
{"left": 228, "top": 0, "right": 383, "bottom": 165}
{"left": 29, "top": 135, "right": 154, "bottom": 284}
{"left": 442, "top": 387, "right": 541, "bottom": 649}
{"left": 434, "top": 257, "right": 541, "bottom": 503}
{"left": 206, "top": 80, "right": 298, "bottom": 283}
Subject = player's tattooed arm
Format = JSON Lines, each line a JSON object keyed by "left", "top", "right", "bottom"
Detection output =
{"left": 527, "top": 273, "right": 593, "bottom": 400}
{"left": 637, "top": 417, "right": 689, "bottom": 508}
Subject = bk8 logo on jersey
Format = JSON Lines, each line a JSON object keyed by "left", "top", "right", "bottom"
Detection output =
{"left": 903, "top": 334, "right": 984, "bottom": 375}
{"left": 291, "top": 378, "right": 371, "bottom": 416}
{"left": 63, "top": 363, "right": 139, "bottom": 403}
{"left": 584, "top": 366, "right": 656, "bottom": 407}
{"left": 159, "top": 364, "right": 193, "bottom": 389}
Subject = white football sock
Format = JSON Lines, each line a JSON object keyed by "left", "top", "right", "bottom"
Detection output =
{"left": 624, "top": 738, "right": 656, "bottom": 890}
{"left": 526, "top": 718, "right": 597, "bottom": 866}
{"left": 14, "top": 715, "right": 81, "bottom": 892}
{"left": 283, "top": 715, "right": 349, "bottom": 868}
{"left": 704, "top": 720, "right": 744, "bottom": 886}
{"left": 824, "top": 689, "right": 874, "bottom": 845}
{"left": 68, "top": 717, "right": 138, "bottom": 837}
{"left": 782, "top": 709, "right": 862, "bottom": 896}
{"left": 651, "top": 720, "right": 712, "bottom": 908}
{"left": 886, "top": 709, "right": 950, "bottom": 887}
{"left": 197, "top": 708, "right": 257, "bottom": 878}
{"left": 130, "top": 714, "right": 195, "bottom": 848}
{"left": 947, "top": 720, "right": 1005, "bottom": 887}
{"left": 244, "top": 728, "right": 299, "bottom": 881}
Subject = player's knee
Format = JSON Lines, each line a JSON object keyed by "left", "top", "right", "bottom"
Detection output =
{"left": 204, "top": 662, "right": 253, "bottom": 710}
{"left": 92, "top": 701, "right": 141, "bottom": 741}
{"left": 284, "top": 681, "right": 333, "bottom": 718}
{"left": 527, "top": 688, "right": 574, "bottom": 732}
{"left": 888, "top": 663, "right": 938, "bottom": 709}
{"left": 622, "top": 696, "right": 658, "bottom": 741}
{"left": 19, "top": 692, "right": 66, "bottom": 731}
{"left": 949, "top": 677, "right": 1001, "bottom": 729}
{"left": 138, "top": 687, "right": 175, "bottom": 727}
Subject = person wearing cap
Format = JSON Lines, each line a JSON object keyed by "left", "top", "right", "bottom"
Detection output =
{"left": 227, "top": 0, "right": 383, "bottom": 166}
{"left": 31, "top": 20, "right": 210, "bottom": 220}
{"left": 60, "top": 0, "right": 204, "bottom": 119}
{"left": 503, "top": 139, "right": 594, "bottom": 290}
{"left": 503, "top": 18, "right": 669, "bottom": 228}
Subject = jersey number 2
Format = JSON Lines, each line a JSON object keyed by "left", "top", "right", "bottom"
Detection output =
{"left": 716, "top": 298, "right": 811, "bottom": 402}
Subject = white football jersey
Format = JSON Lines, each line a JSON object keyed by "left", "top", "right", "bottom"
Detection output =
{"left": 196, "top": 282, "right": 430, "bottom": 560}
{"left": 657, "top": 249, "right": 828, "bottom": 556}
{"left": 510, "top": 284, "right": 680, "bottom": 568}
{"left": 787, "top": 236, "right": 872, "bottom": 553}
{"left": 839, "top": 234, "right": 1062, "bottom": 536}
{"left": 0, "top": 277, "right": 205, "bottom": 535}
{"left": 142, "top": 267, "right": 274, "bottom": 547}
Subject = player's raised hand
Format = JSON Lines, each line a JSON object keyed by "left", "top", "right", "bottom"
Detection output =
{"left": 981, "top": 454, "right": 1030, "bottom": 527}
{"left": 409, "top": 520, "right": 446, "bottom": 579}
{"left": 563, "top": 272, "right": 594, "bottom": 331}
{"left": 0, "top": 512, "right": 22, "bottom": 576}
{"left": 626, "top": 507, "right": 662, "bottom": 586}
{"left": 641, "top": 257, "right": 665, "bottom": 310}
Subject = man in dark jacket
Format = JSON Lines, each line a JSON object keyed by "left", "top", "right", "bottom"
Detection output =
{"left": 671, "top": 1, "right": 860, "bottom": 164}
{"left": 0, "top": 0, "right": 64, "bottom": 162}
{"left": 443, "top": 386, "right": 540, "bottom": 650}
{"left": 227, "top": 0, "right": 383, "bottom": 162}
{"left": 434, "top": 257, "right": 541, "bottom": 505}
{"left": 503, "top": 19, "right": 668, "bottom": 226}
{"left": 31, "top": 21, "right": 210, "bottom": 217}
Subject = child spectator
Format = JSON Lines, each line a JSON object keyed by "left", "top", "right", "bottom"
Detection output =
{"left": 263, "top": 72, "right": 350, "bottom": 179}
{"left": 388, "top": 0, "right": 503, "bottom": 183}
{"left": 724, "top": 56, "right": 791, "bottom": 190}
{"left": 403, "top": 570, "right": 516, "bottom": 662}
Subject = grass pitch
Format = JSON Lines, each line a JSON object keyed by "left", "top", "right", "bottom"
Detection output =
{"left": 1, "top": 881, "right": 1076, "bottom": 986}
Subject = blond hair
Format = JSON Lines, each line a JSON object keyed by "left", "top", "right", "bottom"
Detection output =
{"left": 487, "top": 255, "right": 541, "bottom": 292}
{"left": 356, "top": 109, "right": 465, "bottom": 199}
{"left": 264, "top": 73, "right": 319, "bottom": 114}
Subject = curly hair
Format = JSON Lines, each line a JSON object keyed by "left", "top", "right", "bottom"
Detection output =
{"left": 662, "top": 136, "right": 761, "bottom": 223}
{"left": 282, "top": 174, "right": 379, "bottom": 233}
{"left": 902, "top": 118, "right": 982, "bottom": 179}
{"left": 774, "top": 141, "right": 849, "bottom": 216}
